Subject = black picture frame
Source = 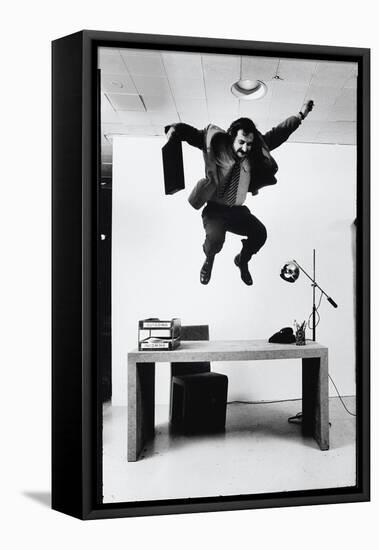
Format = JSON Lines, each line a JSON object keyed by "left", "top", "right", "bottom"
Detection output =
{"left": 52, "top": 30, "right": 370, "bottom": 520}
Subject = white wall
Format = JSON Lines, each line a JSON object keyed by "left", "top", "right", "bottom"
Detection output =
{"left": 112, "top": 134, "right": 356, "bottom": 406}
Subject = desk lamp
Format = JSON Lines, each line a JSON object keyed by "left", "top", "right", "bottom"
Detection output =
{"left": 280, "top": 249, "right": 338, "bottom": 341}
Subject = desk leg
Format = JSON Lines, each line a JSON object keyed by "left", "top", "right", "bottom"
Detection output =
{"left": 128, "top": 360, "right": 155, "bottom": 461}
{"left": 302, "top": 353, "right": 329, "bottom": 450}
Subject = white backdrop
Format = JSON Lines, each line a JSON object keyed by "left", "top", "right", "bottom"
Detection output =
{"left": 112, "top": 135, "right": 356, "bottom": 406}
{"left": 2, "top": 1, "right": 377, "bottom": 548}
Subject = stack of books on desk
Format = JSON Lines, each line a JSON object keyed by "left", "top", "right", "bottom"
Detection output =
{"left": 138, "top": 318, "right": 181, "bottom": 350}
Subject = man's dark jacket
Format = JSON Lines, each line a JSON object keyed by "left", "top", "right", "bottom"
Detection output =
{"left": 166, "top": 116, "right": 301, "bottom": 209}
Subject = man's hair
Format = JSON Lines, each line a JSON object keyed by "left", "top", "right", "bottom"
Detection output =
{"left": 227, "top": 117, "right": 258, "bottom": 141}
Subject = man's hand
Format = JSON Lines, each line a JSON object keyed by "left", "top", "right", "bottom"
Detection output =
{"left": 300, "top": 100, "right": 314, "bottom": 119}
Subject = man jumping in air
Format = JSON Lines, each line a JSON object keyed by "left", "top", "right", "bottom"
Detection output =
{"left": 165, "top": 100, "right": 314, "bottom": 285}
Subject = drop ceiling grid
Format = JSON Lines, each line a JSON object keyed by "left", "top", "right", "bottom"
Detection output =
{"left": 98, "top": 47, "right": 358, "bottom": 147}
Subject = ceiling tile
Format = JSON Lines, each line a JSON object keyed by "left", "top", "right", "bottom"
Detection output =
{"left": 174, "top": 97, "right": 208, "bottom": 114}
{"left": 205, "top": 79, "right": 235, "bottom": 96}
{"left": 287, "top": 135, "right": 309, "bottom": 143}
{"left": 329, "top": 88, "right": 357, "bottom": 121}
{"left": 340, "top": 61, "right": 358, "bottom": 76}
{"left": 344, "top": 75, "right": 357, "bottom": 89}
{"left": 268, "top": 98, "right": 304, "bottom": 120}
{"left": 205, "top": 83, "right": 239, "bottom": 107}
{"left": 148, "top": 111, "right": 180, "bottom": 125}
{"left": 120, "top": 51, "right": 165, "bottom": 77}
{"left": 287, "top": 121, "right": 323, "bottom": 142}
{"left": 169, "top": 78, "right": 206, "bottom": 99}
{"left": 239, "top": 101, "right": 270, "bottom": 121}
{"left": 98, "top": 48, "right": 126, "bottom": 73}
{"left": 241, "top": 56, "right": 279, "bottom": 81}
{"left": 205, "top": 94, "right": 239, "bottom": 111}
{"left": 337, "top": 138, "right": 356, "bottom": 145}
{"left": 316, "top": 121, "right": 356, "bottom": 144}
{"left": 304, "top": 84, "right": 341, "bottom": 103}
{"left": 133, "top": 75, "right": 172, "bottom": 96}
{"left": 202, "top": 54, "right": 240, "bottom": 81}
{"left": 107, "top": 93, "right": 146, "bottom": 112}
{"left": 318, "top": 121, "right": 355, "bottom": 134}
{"left": 303, "top": 85, "right": 342, "bottom": 121}
{"left": 178, "top": 108, "right": 208, "bottom": 123}
{"left": 207, "top": 108, "right": 239, "bottom": 125}
{"left": 312, "top": 61, "right": 356, "bottom": 87}
{"left": 307, "top": 107, "right": 337, "bottom": 122}
{"left": 162, "top": 52, "right": 203, "bottom": 79}
{"left": 263, "top": 118, "right": 296, "bottom": 136}
{"left": 119, "top": 48, "right": 158, "bottom": 56}
{"left": 271, "top": 81, "right": 309, "bottom": 105}
{"left": 121, "top": 125, "right": 161, "bottom": 136}
{"left": 142, "top": 95, "right": 177, "bottom": 112}
{"left": 276, "top": 59, "right": 317, "bottom": 84}
{"left": 117, "top": 111, "right": 151, "bottom": 125}
{"left": 101, "top": 73, "right": 138, "bottom": 94}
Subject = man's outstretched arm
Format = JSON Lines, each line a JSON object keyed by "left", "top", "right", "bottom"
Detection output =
{"left": 164, "top": 123, "right": 205, "bottom": 150}
{"left": 263, "top": 100, "right": 314, "bottom": 151}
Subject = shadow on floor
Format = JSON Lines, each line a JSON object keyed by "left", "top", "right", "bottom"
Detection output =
{"left": 149, "top": 399, "right": 354, "bottom": 455}
{"left": 141, "top": 426, "right": 228, "bottom": 459}
{"left": 22, "top": 491, "right": 51, "bottom": 508}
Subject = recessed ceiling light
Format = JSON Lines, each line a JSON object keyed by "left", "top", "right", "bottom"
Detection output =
{"left": 231, "top": 79, "right": 267, "bottom": 100}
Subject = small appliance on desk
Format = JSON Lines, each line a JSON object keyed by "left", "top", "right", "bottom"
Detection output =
{"left": 138, "top": 318, "right": 181, "bottom": 351}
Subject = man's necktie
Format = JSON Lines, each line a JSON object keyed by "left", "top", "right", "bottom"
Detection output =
{"left": 223, "top": 160, "right": 241, "bottom": 206}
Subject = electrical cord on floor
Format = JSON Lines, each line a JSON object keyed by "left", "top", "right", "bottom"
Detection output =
{"left": 228, "top": 374, "right": 356, "bottom": 423}
{"left": 328, "top": 373, "right": 356, "bottom": 417}
{"left": 287, "top": 412, "right": 333, "bottom": 426}
{"left": 288, "top": 412, "right": 303, "bottom": 425}
{"left": 228, "top": 398, "right": 302, "bottom": 405}
{"left": 287, "top": 373, "right": 356, "bottom": 425}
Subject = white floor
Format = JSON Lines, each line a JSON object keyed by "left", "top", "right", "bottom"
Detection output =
{"left": 103, "top": 397, "right": 356, "bottom": 503}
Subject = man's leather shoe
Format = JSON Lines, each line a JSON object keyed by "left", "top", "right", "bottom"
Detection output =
{"left": 234, "top": 254, "right": 253, "bottom": 286}
{"left": 200, "top": 255, "right": 214, "bottom": 285}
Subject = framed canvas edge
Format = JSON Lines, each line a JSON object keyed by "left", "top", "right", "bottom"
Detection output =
{"left": 52, "top": 30, "right": 370, "bottom": 520}
{"left": 52, "top": 31, "right": 88, "bottom": 520}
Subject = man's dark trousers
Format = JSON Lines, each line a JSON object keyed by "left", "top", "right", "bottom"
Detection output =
{"left": 201, "top": 202, "right": 267, "bottom": 261}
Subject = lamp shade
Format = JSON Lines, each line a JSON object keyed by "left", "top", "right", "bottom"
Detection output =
{"left": 280, "top": 261, "right": 300, "bottom": 283}
{"left": 231, "top": 79, "right": 267, "bottom": 100}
